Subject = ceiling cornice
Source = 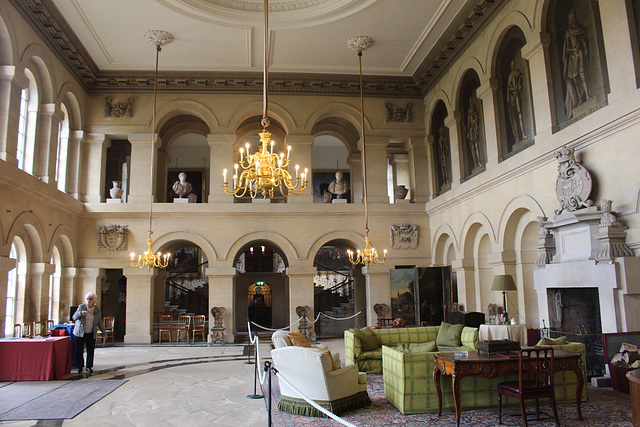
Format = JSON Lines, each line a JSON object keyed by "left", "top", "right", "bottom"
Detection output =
{"left": 10, "top": 0, "right": 504, "bottom": 99}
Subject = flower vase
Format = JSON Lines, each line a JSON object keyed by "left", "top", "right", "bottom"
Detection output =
{"left": 109, "top": 181, "right": 123, "bottom": 199}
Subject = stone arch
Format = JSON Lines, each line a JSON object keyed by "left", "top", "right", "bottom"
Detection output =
{"left": 225, "top": 231, "right": 299, "bottom": 264}
{"left": 226, "top": 100, "right": 296, "bottom": 134}
{"left": 486, "top": 14, "right": 534, "bottom": 77}
{"left": 451, "top": 59, "right": 486, "bottom": 108}
{"left": 152, "top": 231, "right": 218, "bottom": 264}
{"left": 498, "top": 194, "right": 546, "bottom": 249}
{"left": 455, "top": 68, "right": 487, "bottom": 177}
{"left": 305, "top": 230, "right": 365, "bottom": 260}
{"left": 461, "top": 211, "right": 496, "bottom": 259}
{"left": 0, "top": 6, "right": 14, "bottom": 64}
{"left": 304, "top": 102, "right": 369, "bottom": 135}
{"left": 433, "top": 231, "right": 456, "bottom": 267}
{"left": 20, "top": 45, "right": 55, "bottom": 103}
{"left": 58, "top": 82, "right": 84, "bottom": 130}
{"left": 6, "top": 211, "right": 46, "bottom": 263}
{"left": 426, "top": 92, "right": 452, "bottom": 131}
{"left": 153, "top": 99, "right": 218, "bottom": 132}
{"left": 47, "top": 225, "right": 75, "bottom": 268}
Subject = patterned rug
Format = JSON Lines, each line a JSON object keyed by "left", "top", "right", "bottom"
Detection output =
{"left": 262, "top": 372, "right": 634, "bottom": 426}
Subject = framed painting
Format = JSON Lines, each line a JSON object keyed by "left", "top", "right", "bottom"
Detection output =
{"left": 312, "top": 170, "right": 351, "bottom": 203}
{"left": 390, "top": 268, "right": 418, "bottom": 326}
{"left": 167, "top": 168, "right": 205, "bottom": 203}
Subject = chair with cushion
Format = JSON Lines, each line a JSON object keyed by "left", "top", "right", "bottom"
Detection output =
{"left": 271, "top": 346, "right": 370, "bottom": 417}
{"left": 192, "top": 314, "right": 206, "bottom": 343}
{"left": 97, "top": 317, "right": 115, "bottom": 346}
{"left": 158, "top": 315, "right": 173, "bottom": 343}
{"left": 176, "top": 315, "right": 191, "bottom": 343}
{"left": 497, "top": 346, "right": 560, "bottom": 427}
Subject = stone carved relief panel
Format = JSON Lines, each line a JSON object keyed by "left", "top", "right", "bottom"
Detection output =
{"left": 554, "top": 146, "right": 593, "bottom": 215}
{"left": 385, "top": 103, "right": 412, "bottom": 123}
{"left": 98, "top": 224, "right": 129, "bottom": 251}
{"left": 390, "top": 224, "right": 418, "bottom": 250}
{"left": 104, "top": 97, "right": 134, "bottom": 118}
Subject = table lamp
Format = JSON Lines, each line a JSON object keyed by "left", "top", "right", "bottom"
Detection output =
{"left": 491, "top": 274, "right": 516, "bottom": 322}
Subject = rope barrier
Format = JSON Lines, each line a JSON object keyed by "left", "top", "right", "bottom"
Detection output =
{"left": 313, "top": 311, "right": 362, "bottom": 322}
{"left": 249, "top": 318, "right": 301, "bottom": 331}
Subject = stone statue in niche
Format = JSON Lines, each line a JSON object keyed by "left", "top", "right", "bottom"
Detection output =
{"left": 328, "top": 171, "right": 350, "bottom": 199}
{"left": 563, "top": 8, "right": 591, "bottom": 119}
{"left": 465, "top": 101, "right": 482, "bottom": 169}
{"left": 104, "top": 97, "right": 134, "bottom": 118}
{"left": 97, "top": 224, "right": 128, "bottom": 251}
{"left": 385, "top": 103, "right": 413, "bottom": 123}
{"left": 390, "top": 224, "right": 418, "bottom": 250}
{"left": 172, "top": 172, "right": 197, "bottom": 202}
{"left": 437, "top": 125, "right": 450, "bottom": 184}
{"left": 507, "top": 59, "right": 527, "bottom": 141}
{"left": 554, "top": 146, "right": 593, "bottom": 215}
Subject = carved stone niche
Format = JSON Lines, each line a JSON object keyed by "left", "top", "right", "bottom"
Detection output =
{"left": 385, "top": 103, "right": 412, "bottom": 123}
{"left": 98, "top": 224, "right": 128, "bottom": 251}
{"left": 390, "top": 224, "right": 418, "bottom": 250}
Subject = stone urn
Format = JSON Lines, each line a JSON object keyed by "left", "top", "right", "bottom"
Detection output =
{"left": 109, "top": 181, "right": 123, "bottom": 199}
{"left": 394, "top": 185, "right": 408, "bottom": 200}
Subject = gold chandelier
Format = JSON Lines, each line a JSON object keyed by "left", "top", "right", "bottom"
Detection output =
{"left": 222, "top": 0, "right": 308, "bottom": 199}
{"left": 130, "top": 30, "right": 173, "bottom": 270}
{"left": 346, "top": 36, "right": 386, "bottom": 266}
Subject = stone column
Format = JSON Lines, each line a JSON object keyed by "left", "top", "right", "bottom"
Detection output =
{"left": 66, "top": 130, "right": 84, "bottom": 198}
{"left": 451, "top": 258, "right": 476, "bottom": 312}
{"left": 0, "top": 66, "right": 27, "bottom": 166}
{"left": 425, "top": 134, "right": 437, "bottom": 198}
{"left": 360, "top": 135, "right": 389, "bottom": 204}
{"left": 477, "top": 78, "right": 499, "bottom": 168}
{"left": 348, "top": 153, "right": 363, "bottom": 203}
{"left": 599, "top": 0, "right": 639, "bottom": 102}
{"left": 80, "top": 134, "right": 109, "bottom": 203}
{"left": 522, "top": 32, "right": 554, "bottom": 137}
{"left": 59, "top": 267, "right": 77, "bottom": 324}
{"left": 286, "top": 266, "right": 316, "bottom": 334}
{"left": 156, "top": 150, "right": 171, "bottom": 203}
{"left": 362, "top": 264, "right": 390, "bottom": 326}
{"left": 446, "top": 112, "right": 463, "bottom": 186}
{"left": 33, "top": 103, "right": 63, "bottom": 184}
{"left": 128, "top": 133, "right": 158, "bottom": 204}
{"left": 208, "top": 134, "right": 235, "bottom": 204}
{"left": 284, "top": 134, "right": 313, "bottom": 204}
{"left": 123, "top": 267, "right": 157, "bottom": 343}
{"left": 26, "top": 262, "right": 55, "bottom": 322}
{"left": 0, "top": 257, "right": 17, "bottom": 337}
{"left": 405, "top": 137, "right": 429, "bottom": 203}
{"left": 74, "top": 268, "right": 105, "bottom": 304}
{"left": 205, "top": 266, "right": 237, "bottom": 343}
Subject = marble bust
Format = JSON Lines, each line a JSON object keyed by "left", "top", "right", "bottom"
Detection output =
{"left": 172, "top": 172, "right": 197, "bottom": 202}
{"left": 328, "top": 171, "right": 350, "bottom": 199}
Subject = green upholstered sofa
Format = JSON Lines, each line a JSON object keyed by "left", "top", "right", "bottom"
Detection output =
{"left": 344, "top": 325, "right": 478, "bottom": 374}
{"left": 382, "top": 340, "right": 588, "bottom": 415}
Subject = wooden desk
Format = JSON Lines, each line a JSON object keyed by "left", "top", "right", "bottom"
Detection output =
{"left": 479, "top": 324, "right": 530, "bottom": 346}
{"left": 433, "top": 350, "right": 584, "bottom": 427}
{"left": 0, "top": 336, "right": 72, "bottom": 380}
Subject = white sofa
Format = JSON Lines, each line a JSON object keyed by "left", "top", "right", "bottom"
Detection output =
{"left": 271, "top": 346, "right": 370, "bottom": 417}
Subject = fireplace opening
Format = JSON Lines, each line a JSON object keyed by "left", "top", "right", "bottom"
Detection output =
{"left": 546, "top": 288, "right": 605, "bottom": 378}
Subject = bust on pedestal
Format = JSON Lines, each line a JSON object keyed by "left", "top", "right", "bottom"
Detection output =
{"left": 172, "top": 172, "right": 197, "bottom": 203}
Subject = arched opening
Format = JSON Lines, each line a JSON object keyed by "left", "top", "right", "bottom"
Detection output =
{"left": 162, "top": 241, "right": 209, "bottom": 319}
{"left": 312, "top": 135, "right": 351, "bottom": 203}
{"left": 430, "top": 101, "right": 451, "bottom": 195}
{"left": 17, "top": 68, "right": 38, "bottom": 173}
{"left": 458, "top": 69, "right": 486, "bottom": 180}
{"left": 49, "top": 246, "right": 62, "bottom": 323}
{"left": 247, "top": 281, "right": 272, "bottom": 328}
{"left": 4, "top": 242, "right": 19, "bottom": 336}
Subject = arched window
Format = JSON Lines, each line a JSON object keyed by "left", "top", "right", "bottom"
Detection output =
{"left": 4, "top": 243, "right": 18, "bottom": 336}
{"left": 49, "top": 247, "right": 61, "bottom": 322}
{"left": 56, "top": 104, "right": 70, "bottom": 192}
{"left": 16, "top": 69, "right": 38, "bottom": 173}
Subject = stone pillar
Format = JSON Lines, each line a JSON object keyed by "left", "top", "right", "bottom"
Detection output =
{"left": 362, "top": 264, "right": 390, "bottom": 327}
{"left": 599, "top": 0, "right": 639, "bottom": 102}
{"left": 348, "top": 153, "right": 363, "bottom": 203}
{"left": 286, "top": 266, "right": 316, "bottom": 334}
{"left": 0, "top": 257, "right": 17, "bottom": 337}
{"left": 59, "top": 267, "right": 77, "bottom": 324}
{"left": 80, "top": 134, "right": 109, "bottom": 203}
{"left": 360, "top": 135, "right": 389, "bottom": 204}
{"left": 208, "top": 133, "right": 235, "bottom": 204}
{"left": 205, "top": 266, "right": 237, "bottom": 343}
{"left": 66, "top": 130, "right": 84, "bottom": 198}
{"left": 522, "top": 32, "right": 554, "bottom": 137}
{"left": 26, "top": 262, "right": 55, "bottom": 322}
{"left": 33, "top": 103, "right": 63, "bottom": 184}
{"left": 128, "top": 133, "right": 159, "bottom": 204}
{"left": 425, "top": 134, "right": 438, "bottom": 198}
{"left": 74, "top": 268, "right": 105, "bottom": 304}
{"left": 123, "top": 267, "right": 157, "bottom": 343}
{"left": 451, "top": 258, "right": 476, "bottom": 311}
{"left": 156, "top": 150, "right": 171, "bottom": 203}
{"left": 405, "top": 137, "right": 429, "bottom": 203}
{"left": 0, "top": 66, "right": 27, "bottom": 166}
{"left": 284, "top": 134, "right": 313, "bottom": 203}
{"left": 446, "top": 112, "right": 463, "bottom": 186}
{"left": 477, "top": 78, "right": 500, "bottom": 168}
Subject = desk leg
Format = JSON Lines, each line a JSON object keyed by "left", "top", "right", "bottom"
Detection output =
{"left": 452, "top": 373, "right": 462, "bottom": 427}
{"left": 572, "top": 366, "right": 584, "bottom": 420}
{"left": 434, "top": 362, "right": 443, "bottom": 416}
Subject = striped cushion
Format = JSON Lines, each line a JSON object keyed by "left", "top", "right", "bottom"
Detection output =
{"left": 461, "top": 326, "right": 479, "bottom": 349}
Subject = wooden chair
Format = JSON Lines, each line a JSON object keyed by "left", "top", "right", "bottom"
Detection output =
{"left": 497, "top": 346, "right": 560, "bottom": 427}
{"left": 44, "top": 320, "right": 55, "bottom": 336}
{"left": 22, "top": 322, "right": 33, "bottom": 337}
{"left": 97, "top": 317, "right": 115, "bottom": 346}
{"left": 33, "top": 322, "right": 43, "bottom": 337}
{"left": 175, "top": 315, "right": 191, "bottom": 343}
{"left": 158, "top": 315, "right": 173, "bottom": 343}
{"left": 192, "top": 315, "right": 206, "bottom": 343}
{"left": 13, "top": 324, "right": 21, "bottom": 338}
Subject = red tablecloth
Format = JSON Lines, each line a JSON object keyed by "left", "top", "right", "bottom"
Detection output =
{"left": 0, "top": 336, "right": 72, "bottom": 380}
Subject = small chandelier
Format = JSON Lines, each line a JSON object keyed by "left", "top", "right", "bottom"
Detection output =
{"left": 346, "top": 36, "right": 387, "bottom": 266}
{"left": 222, "top": 0, "right": 308, "bottom": 199}
{"left": 130, "top": 30, "right": 173, "bottom": 270}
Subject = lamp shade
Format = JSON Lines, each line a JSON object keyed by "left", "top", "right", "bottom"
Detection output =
{"left": 491, "top": 274, "right": 517, "bottom": 291}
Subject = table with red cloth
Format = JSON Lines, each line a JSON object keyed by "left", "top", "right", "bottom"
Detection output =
{"left": 0, "top": 336, "right": 72, "bottom": 380}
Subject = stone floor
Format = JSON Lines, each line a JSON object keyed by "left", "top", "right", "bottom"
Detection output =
{"left": 0, "top": 337, "right": 346, "bottom": 427}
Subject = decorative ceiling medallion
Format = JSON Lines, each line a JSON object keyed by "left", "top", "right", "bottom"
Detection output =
{"left": 204, "top": 0, "right": 331, "bottom": 12}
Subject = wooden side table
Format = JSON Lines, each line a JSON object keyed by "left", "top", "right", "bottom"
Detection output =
{"left": 627, "top": 369, "right": 640, "bottom": 427}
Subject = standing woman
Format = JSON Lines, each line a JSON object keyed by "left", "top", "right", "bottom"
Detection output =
{"left": 72, "top": 292, "right": 106, "bottom": 374}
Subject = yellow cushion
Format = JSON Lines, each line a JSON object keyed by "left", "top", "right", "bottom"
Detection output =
{"left": 323, "top": 349, "right": 338, "bottom": 370}
{"left": 287, "top": 331, "right": 312, "bottom": 347}
{"left": 537, "top": 336, "right": 568, "bottom": 346}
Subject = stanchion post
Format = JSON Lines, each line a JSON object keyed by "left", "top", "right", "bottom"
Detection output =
{"left": 245, "top": 317, "right": 254, "bottom": 365}
{"left": 246, "top": 347, "right": 264, "bottom": 399}
{"left": 265, "top": 361, "right": 273, "bottom": 427}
